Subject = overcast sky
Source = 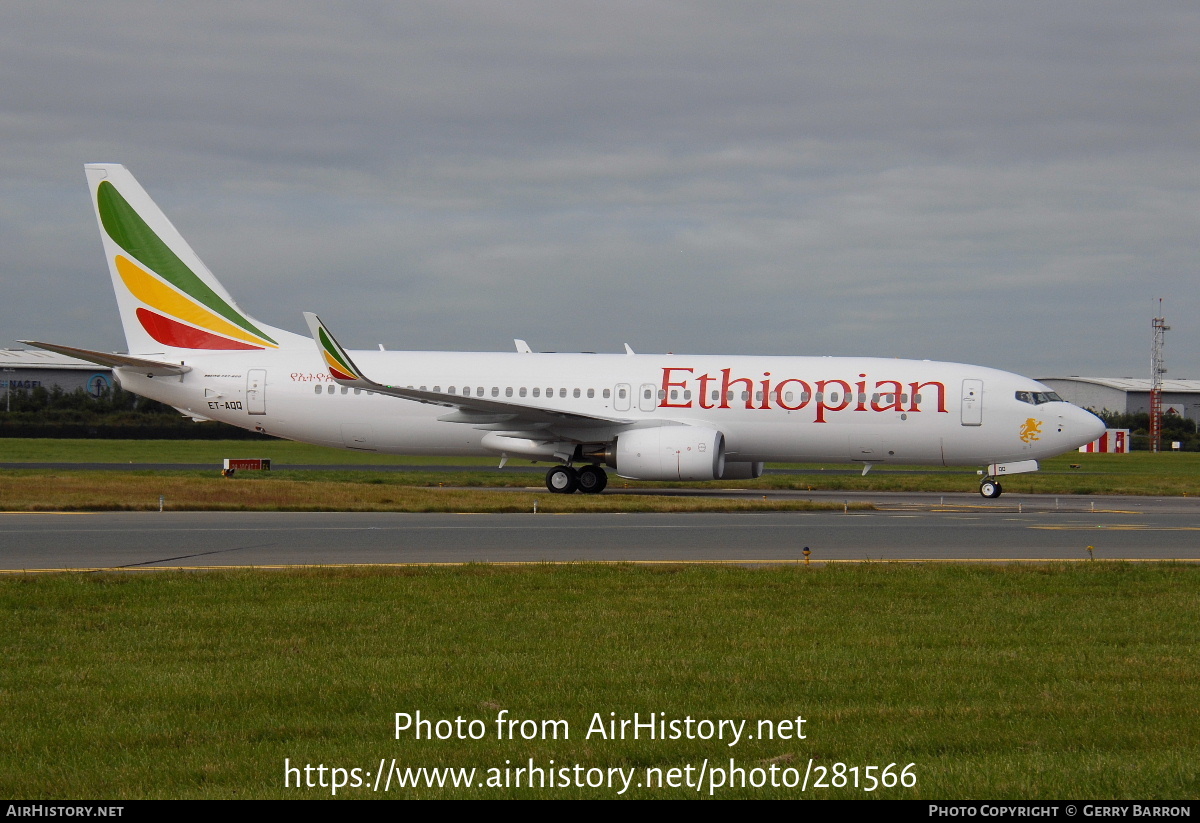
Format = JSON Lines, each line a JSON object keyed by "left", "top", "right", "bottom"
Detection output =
{"left": 2, "top": 1, "right": 1197, "bottom": 379}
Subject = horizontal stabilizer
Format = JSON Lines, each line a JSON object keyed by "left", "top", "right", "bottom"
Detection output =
{"left": 19, "top": 341, "right": 191, "bottom": 376}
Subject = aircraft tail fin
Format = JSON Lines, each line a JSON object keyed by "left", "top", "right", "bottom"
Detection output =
{"left": 85, "top": 164, "right": 307, "bottom": 354}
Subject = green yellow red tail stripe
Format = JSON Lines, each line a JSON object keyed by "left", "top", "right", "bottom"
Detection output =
{"left": 97, "top": 180, "right": 277, "bottom": 350}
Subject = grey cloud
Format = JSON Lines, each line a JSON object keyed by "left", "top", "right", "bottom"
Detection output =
{"left": 1, "top": 1, "right": 1197, "bottom": 377}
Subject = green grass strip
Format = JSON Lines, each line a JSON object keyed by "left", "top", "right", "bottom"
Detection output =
{"left": 1, "top": 564, "right": 1196, "bottom": 799}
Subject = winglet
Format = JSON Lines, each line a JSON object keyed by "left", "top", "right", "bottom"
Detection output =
{"left": 303, "top": 312, "right": 370, "bottom": 385}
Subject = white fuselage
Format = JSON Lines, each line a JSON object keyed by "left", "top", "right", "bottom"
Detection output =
{"left": 116, "top": 348, "right": 1106, "bottom": 468}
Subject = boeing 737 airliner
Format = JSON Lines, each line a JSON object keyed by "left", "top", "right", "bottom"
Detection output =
{"left": 25, "top": 165, "right": 1106, "bottom": 497}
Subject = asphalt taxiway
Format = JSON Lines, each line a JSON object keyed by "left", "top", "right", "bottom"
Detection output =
{"left": 2, "top": 493, "right": 1198, "bottom": 571}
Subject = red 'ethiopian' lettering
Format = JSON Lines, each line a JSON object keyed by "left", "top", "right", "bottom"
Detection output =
{"left": 655, "top": 367, "right": 946, "bottom": 421}
{"left": 659, "top": 367, "right": 693, "bottom": 408}
{"left": 814, "top": 379, "right": 852, "bottom": 423}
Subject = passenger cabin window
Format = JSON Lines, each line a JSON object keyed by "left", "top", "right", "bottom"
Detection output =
{"left": 603, "top": 389, "right": 611, "bottom": 399}
{"left": 587, "top": 389, "right": 595, "bottom": 399}
{"left": 506, "top": 387, "right": 513, "bottom": 397}
{"left": 533, "top": 388, "right": 541, "bottom": 397}
{"left": 313, "top": 385, "right": 321, "bottom": 394}
{"left": 519, "top": 387, "right": 527, "bottom": 397}
{"left": 327, "top": 384, "right": 335, "bottom": 394}
{"left": 573, "top": 388, "right": 581, "bottom": 398}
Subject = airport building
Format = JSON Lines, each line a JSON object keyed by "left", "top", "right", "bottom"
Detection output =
{"left": 0, "top": 349, "right": 114, "bottom": 399}
{"left": 1038, "top": 377, "right": 1200, "bottom": 423}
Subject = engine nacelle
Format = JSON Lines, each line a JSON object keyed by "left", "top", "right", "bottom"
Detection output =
{"left": 719, "top": 461, "right": 765, "bottom": 480}
{"left": 611, "top": 426, "right": 726, "bottom": 481}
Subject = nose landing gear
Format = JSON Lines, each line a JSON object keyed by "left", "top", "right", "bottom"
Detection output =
{"left": 980, "top": 479, "right": 1003, "bottom": 499}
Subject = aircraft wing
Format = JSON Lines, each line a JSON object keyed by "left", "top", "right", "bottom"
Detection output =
{"left": 303, "top": 313, "right": 630, "bottom": 431}
{"left": 19, "top": 341, "right": 192, "bottom": 376}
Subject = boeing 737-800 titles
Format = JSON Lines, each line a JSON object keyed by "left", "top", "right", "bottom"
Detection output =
{"left": 25, "top": 165, "right": 1106, "bottom": 497}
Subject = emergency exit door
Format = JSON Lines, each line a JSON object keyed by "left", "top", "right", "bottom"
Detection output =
{"left": 961, "top": 379, "right": 982, "bottom": 426}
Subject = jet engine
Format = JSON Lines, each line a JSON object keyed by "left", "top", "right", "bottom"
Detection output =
{"left": 609, "top": 426, "right": 726, "bottom": 481}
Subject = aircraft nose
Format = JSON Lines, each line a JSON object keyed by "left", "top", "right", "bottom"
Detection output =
{"left": 1068, "top": 405, "right": 1107, "bottom": 448}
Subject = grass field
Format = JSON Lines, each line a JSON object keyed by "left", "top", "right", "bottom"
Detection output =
{"left": 0, "top": 470, "right": 863, "bottom": 513}
{"left": 0, "top": 440, "right": 1198, "bottom": 509}
{"left": 1, "top": 563, "right": 1196, "bottom": 799}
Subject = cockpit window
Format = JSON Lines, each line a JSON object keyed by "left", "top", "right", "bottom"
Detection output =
{"left": 1016, "top": 391, "right": 1063, "bottom": 405}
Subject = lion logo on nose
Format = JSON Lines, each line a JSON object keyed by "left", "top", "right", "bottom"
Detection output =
{"left": 1019, "top": 418, "right": 1043, "bottom": 443}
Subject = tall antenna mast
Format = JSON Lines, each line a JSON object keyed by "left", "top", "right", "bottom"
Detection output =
{"left": 1150, "top": 299, "right": 1169, "bottom": 453}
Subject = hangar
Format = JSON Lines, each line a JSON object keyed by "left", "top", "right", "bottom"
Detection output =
{"left": 0, "top": 348, "right": 114, "bottom": 399}
{"left": 1038, "top": 377, "right": 1200, "bottom": 423}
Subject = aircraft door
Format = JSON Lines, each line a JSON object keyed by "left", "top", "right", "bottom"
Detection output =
{"left": 247, "top": 369, "right": 266, "bottom": 415}
{"left": 961, "top": 379, "right": 982, "bottom": 426}
{"left": 639, "top": 383, "right": 658, "bottom": 412}
{"left": 614, "top": 383, "right": 631, "bottom": 412}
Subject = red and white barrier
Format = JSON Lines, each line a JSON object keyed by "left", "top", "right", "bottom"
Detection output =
{"left": 1079, "top": 429, "right": 1130, "bottom": 453}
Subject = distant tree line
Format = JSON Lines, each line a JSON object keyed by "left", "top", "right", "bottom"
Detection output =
{"left": 0, "top": 385, "right": 270, "bottom": 439}
{"left": 1093, "top": 409, "right": 1199, "bottom": 452}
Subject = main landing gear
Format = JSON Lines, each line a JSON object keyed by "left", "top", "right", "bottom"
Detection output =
{"left": 545, "top": 465, "right": 608, "bottom": 495}
{"left": 979, "top": 479, "right": 1003, "bottom": 499}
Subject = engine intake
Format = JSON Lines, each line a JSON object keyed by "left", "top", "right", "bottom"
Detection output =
{"left": 610, "top": 426, "right": 726, "bottom": 481}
